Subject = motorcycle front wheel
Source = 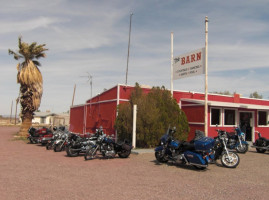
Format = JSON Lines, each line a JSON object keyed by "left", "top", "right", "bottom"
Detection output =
{"left": 236, "top": 143, "right": 248, "bottom": 153}
{"left": 84, "top": 147, "right": 96, "bottom": 160}
{"left": 66, "top": 146, "right": 79, "bottom": 157}
{"left": 29, "top": 138, "right": 36, "bottom": 144}
{"left": 46, "top": 142, "right": 53, "bottom": 150}
{"left": 221, "top": 152, "right": 240, "bottom": 168}
{"left": 54, "top": 143, "right": 63, "bottom": 152}
{"left": 155, "top": 151, "right": 168, "bottom": 163}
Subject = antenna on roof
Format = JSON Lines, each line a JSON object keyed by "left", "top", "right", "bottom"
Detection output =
{"left": 80, "top": 72, "right": 93, "bottom": 98}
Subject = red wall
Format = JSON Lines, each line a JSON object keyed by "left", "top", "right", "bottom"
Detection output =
{"left": 84, "top": 101, "right": 117, "bottom": 135}
{"left": 69, "top": 106, "right": 85, "bottom": 134}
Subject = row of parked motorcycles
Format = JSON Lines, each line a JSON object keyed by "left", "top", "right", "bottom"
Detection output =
{"left": 155, "top": 126, "right": 268, "bottom": 170}
{"left": 27, "top": 126, "right": 133, "bottom": 160}
{"left": 28, "top": 124, "right": 269, "bottom": 170}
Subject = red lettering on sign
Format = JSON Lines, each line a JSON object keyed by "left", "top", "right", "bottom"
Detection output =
{"left": 196, "top": 52, "right": 201, "bottom": 60}
{"left": 186, "top": 56, "right": 190, "bottom": 64}
{"left": 181, "top": 57, "right": 185, "bottom": 65}
{"left": 191, "top": 54, "right": 195, "bottom": 62}
{"left": 181, "top": 51, "right": 202, "bottom": 66}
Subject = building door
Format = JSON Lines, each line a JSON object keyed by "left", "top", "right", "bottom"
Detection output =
{"left": 239, "top": 112, "right": 253, "bottom": 141}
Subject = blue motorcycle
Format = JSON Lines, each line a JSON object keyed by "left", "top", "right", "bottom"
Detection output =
{"left": 225, "top": 127, "right": 248, "bottom": 153}
{"left": 155, "top": 127, "right": 215, "bottom": 170}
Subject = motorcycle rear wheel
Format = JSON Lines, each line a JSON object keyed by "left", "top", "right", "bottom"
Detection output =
{"left": 255, "top": 139, "right": 266, "bottom": 153}
{"left": 118, "top": 150, "right": 131, "bottom": 158}
{"left": 66, "top": 146, "right": 79, "bottom": 157}
{"left": 155, "top": 151, "right": 168, "bottom": 163}
{"left": 221, "top": 152, "right": 240, "bottom": 168}
{"left": 235, "top": 144, "right": 248, "bottom": 153}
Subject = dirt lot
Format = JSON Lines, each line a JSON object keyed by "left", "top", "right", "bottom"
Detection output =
{"left": 1, "top": 126, "right": 269, "bottom": 200}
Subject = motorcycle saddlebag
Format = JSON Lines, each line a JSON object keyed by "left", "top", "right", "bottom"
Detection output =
{"left": 122, "top": 143, "right": 132, "bottom": 151}
{"left": 184, "top": 151, "right": 206, "bottom": 165}
{"left": 194, "top": 137, "right": 215, "bottom": 151}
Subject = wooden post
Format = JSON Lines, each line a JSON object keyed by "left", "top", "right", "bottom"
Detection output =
{"left": 204, "top": 16, "right": 209, "bottom": 136}
{"left": 132, "top": 104, "right": 137, "bottom": 149}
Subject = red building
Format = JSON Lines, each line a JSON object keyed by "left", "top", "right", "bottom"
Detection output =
{"left": 69, "top": 84, "right": 269, "bottom": 142}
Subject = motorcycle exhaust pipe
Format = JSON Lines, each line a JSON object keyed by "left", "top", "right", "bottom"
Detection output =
{"left": 189, "top": 163, "right": 208, "bottom": 168}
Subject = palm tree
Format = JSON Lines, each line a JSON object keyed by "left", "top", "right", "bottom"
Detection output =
{"left": 9, "top": 36, "right": 48, "bottom": 137}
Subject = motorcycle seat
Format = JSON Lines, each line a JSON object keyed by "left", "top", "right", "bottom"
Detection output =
{"left": 226, "top": 132, "right": 236, "bottom": 139}
{"left": 181, "top": 141, "right": 195, "bottom": 151}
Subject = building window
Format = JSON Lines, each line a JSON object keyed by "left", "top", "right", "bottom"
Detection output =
{"left": 211, "top": 108, "right": 221, "bottom": 126}
{"left": 258, "top": 111, "right": 268, "bottom": 126}
{"left": 41, "top": 117, "right": 46, "bottom": 124}
{"left": 224, "top": 109, "right": 236, "bottom": 125}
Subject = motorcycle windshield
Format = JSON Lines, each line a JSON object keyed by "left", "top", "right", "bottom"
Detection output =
{"left": 160, "top": 134, "right": 169, "bottom": 143}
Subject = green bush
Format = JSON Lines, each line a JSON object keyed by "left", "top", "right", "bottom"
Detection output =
{"left": 115, "top": 83, "right": 189, "bottom": 148}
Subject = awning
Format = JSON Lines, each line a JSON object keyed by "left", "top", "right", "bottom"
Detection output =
{"left": 180, "top": 98, "right": 269, "bottom": 110}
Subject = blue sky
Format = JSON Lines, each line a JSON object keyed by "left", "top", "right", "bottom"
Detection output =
{"left": 1, "top": 0, "right": 269, "bottom": 115}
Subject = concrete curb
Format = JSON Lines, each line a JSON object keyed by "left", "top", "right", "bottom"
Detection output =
{"left": 131, "top": 149, "right": 154, "bottom": 154}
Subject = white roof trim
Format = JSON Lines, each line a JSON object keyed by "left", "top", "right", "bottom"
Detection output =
{"left": 180, "top": 98, "right": 269, "bottom": 110}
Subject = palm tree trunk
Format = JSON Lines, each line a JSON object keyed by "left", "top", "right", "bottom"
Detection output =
{"left": 19, "top": 111, "right": 32, "bottom": 137}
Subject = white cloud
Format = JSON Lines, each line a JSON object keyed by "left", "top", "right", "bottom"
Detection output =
{"left": 0, "top": 17, "right": 65, "bottom": 34}
{"left": 2, "top": 0, "right": 269, "bottom": 115}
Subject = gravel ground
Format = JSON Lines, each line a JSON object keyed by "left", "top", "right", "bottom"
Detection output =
{"left": 1, "top": 126, "right": 269, "bottom": 200}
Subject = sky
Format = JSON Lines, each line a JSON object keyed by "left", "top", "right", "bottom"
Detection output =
{"left": 1, "top": 0, "right": 269, "bottom": 115}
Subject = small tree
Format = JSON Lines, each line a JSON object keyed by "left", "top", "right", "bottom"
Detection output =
{"left": 249, "top": 91, "right": 263, "bottom": 99}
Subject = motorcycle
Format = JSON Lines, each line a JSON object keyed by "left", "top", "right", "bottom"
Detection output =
{"left": 46, "top": 126, "right": 66, "bottom": 150}
{"left": 212, "top": 129, "right": 240, "bottom": 168}
{"left": 84, "top": 127, "right": 133, "bottom": 160}
{"left": 53, "top": 130, "right": 70, "bottom": 152}
{"left": 225, "top": 127, "right": 248, "bottom": 153}
{"left": 65, "top": 132, "right": 97, "bottom": 157}
{"left": 155, "top": 127, "right": 215, "bottom": 170}
{"left": 28, "top": 126, "right": 53, "bottom": 145}
{"left": 252, "top": 131, "right": 269, "bottom": 153}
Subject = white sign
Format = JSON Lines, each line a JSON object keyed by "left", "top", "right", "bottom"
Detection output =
{"left": 173, "top": 48, "right": 205, "bottom": 80}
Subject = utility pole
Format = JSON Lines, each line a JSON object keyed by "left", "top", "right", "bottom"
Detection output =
{"left": 125, "top": 12, "right": 133, "bottom": 86}
{"left": 71, "top": 84, "right": 76, "bottom": 106}
{"left": 10, "top": 100, "right": 13, "bottom": 124}
{"left": 14, "top": 94, "right": 20, "bottom": 125}
{"left": 170, "top": 32, "right": 174, "bottom": 96}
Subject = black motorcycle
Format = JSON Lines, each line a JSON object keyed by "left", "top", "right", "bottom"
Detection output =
{"left": 84, "top": 128, "right": 132, "bottom": 160}
{"left": 213, "top": 129, "right": 240, "bottom": 168}
{"left": 65, "top": 132, "right": 97, "bottom": 157}
{"left": 46, "top": 126, "right": 65, "bottom": 150}
{"left": 252, "top": 131, "right": 269, "bottom": 153}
